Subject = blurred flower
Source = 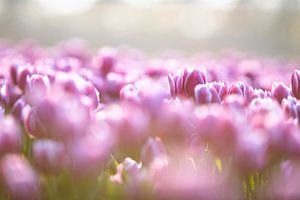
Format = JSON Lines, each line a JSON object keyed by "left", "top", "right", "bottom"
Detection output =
{"left": 33, "top": 140, "right": 69, "bottom": 174}
{"left": 25, "top": 95, "right": 90, "bottom": 140}
{"left": 25, "top": 74, "right": 50, "bottom": 106}
{"left": 0, "top": 154, "right": 40, "bottom": 200}
{"left": 271, "top": 81, "right": 290, "bottom": 103}
{"left": 291, "top": 69, "right": 300, "bottom": 99}
{"left": 0, "top": 116, "right": 22, "bottom": 156}
{"left": 267, "top": 160, "right": 300, "bottom": 200}
{"left": 141, "top": 137, "right": 167, "bottom": 166}
{"left": 228, "top": 81, "right": 251, "bottom": 102}
{"left": 194, "top": 83, "right": 220, "bottom": 104}
{"left": 67, "top": 122, "right": 113, "bottom": 177}
{"left": 94, "top": 47, "right": 117, "bottom": 76}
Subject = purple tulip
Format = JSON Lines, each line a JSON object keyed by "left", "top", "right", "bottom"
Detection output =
{"left": 67, "top": 124, "right": 113, "bottom": 177}
{"left": 0, "top": 154, "right": 40, "bottom": 200}
{"left": 25, "top": 96, "right": 90, "bottom": 140}
{"left": 228, "top": 81, "right": 251, "bottom": 101}
{"left": 282, "top": 96, "right": 298, "bottom": 119}
{"left": 10, "top": 98, "right": 27, "bottom": 122}
{"left": 195, "top": 108, "right": 238, "bottom": 157}
{"left": 210, "top": 81, "right": 227, "bottom": 100}
{"left": 168, "top": 68, "right": 206, "bottom": 97}
{"left": 110, "top": 157, "right": 142, "bottom": 185}
{"left": 234, "top": 130, "right": 268, "bottom": 172}
{"left": 119, "top": 84, "right": 140, "bottom": 103}
{"left": 291, "top": 69, "right": 300, "bottom": 99}
{"left": 33, "top": 140, "right": 69, "bottom": 174}
{"left": 56, "top": 73, "right": 99, "bottom": 110}
{"left": 0, "top": 82, "right": 23, "bottom": 110}
{"left": 10, "top": 64, "right": 32, "bottom": 91}
{"left": 0, "top": 116, "right": 22, "bottom": 155}
{"left": 105, "top": 103, "right": 149, "bottom": 148}
{"left": 184, "top": 69, "right": 206, "bottom": 96}
{"left": 94, "top": 47, "right": 117, "bottom": 76}
{"left": 141, "top": 137, "right": 167, "bottom": 166}
{"left": 271, "top": 81, "right": 290, "bottom": 103}
{"left": 25, "top": 74, "right": 50, "bottom": 106}
{"left": 194, "top": 83, "right": 220, "bottom": 104}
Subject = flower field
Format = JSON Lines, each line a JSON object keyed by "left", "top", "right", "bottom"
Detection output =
{"left": 0, "top": 41, "right": 300, "bottom": 200}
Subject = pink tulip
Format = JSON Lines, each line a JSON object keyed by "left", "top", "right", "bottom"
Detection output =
{"left": 194, "top": 83, "right": 220, "bottom": 104}
{"left": 33, "top": 140, "right": 69, "bottom": 174}
{"left": 291, "top": 69, "right": 300, "bottom": 99}
{"left": 228, "top": 81, "right": 251, "bottom": 101}
{"left": 0, "top": 154, "right": 40, "bottom": 200}
{"left": 25, "top": 74, "right": 50, "bottom": 106}
{"left": 141, "top": 137, "right": 167, "bottom": 166}
{"left": 271, "top": 81, "right": 290, "bottom": 103}
{"left": 94, "top": 47, "right": 117, "bottom": 76}
{"left": 0, "top": 116, "right": 22, "bottom": 155}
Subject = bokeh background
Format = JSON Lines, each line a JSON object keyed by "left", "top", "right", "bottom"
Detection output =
{"left": 0, "top": 0, "right": 300, "bottom": 56}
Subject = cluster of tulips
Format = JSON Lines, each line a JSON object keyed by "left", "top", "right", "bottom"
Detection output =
{"left": 1, "top": 40, "right": 300, "bottom": 200}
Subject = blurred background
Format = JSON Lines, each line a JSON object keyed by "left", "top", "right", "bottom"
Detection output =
{"left": 0, "top": 0, "right": 300, "bottom": 56}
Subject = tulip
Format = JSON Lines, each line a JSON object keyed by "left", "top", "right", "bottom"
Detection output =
{"left": 184, "top": 69, "right": 206, "bottom": 96}
{"left": 234, "top": 130, "right": 268, "bottom": 172}
{"left": 228, "top": 81, "right": 251, "bottom": 101}
{"left": 25, "top": 96, "right": 90, "bottom": 140}
{"left": 291, "top": 69, "right": 300, "bottom": 99}
{"left": 67, "top": 125, "right": 113, "bottom": 177}
{"left": 168, "top": 68, "right": 206, "bottom": 97}
{"left": 94, "top": 47, "right": 117, "bottom": 75}
{"left": 25, "top": 74, "right": 50, "bottom": 106}
{"left": 271, "top": 81, "right": 290, "bottom": 103}
{"left": 0, "top": 154, "right": 40, "bottom": 200}
{"left": 32, "top": 140, "right": 69, "bottom": 174}
{"left": 194, "top": 83, "right": 220, "bottom": 104}
{"left": 0, "top": 116, "right": 22, "bottom": 155}
{"left": 210, "top": 81, "right": 227, "bottom": 100}
{"left": 141, "top": 137, "right": 167, "bottom": 166}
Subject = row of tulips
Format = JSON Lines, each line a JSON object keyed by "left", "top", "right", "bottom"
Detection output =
{"left": 0, "top": 40, "right": 300, "bottom": 199}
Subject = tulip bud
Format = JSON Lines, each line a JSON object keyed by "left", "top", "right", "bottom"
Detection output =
{"left": 0, "top": 82, "right": 22, "bottom": 110}
{"left": 122, "top": 157, "right": 141, "bottom": 180}
{"left": 210, "top": 81, "right": 227, "bottom": 100}
{"left": 195, "top": 109, "right": 238, "bottom": 157}
{"left": 167, "top": 74, "right": 178, "bottom": 97}
{"left": 0, "top": 154, "right": 40, "bottom": 200}
{"left": 228, "top": 81, "right": 251, "bottom": 101}
{"left": 0, "top": 116, "right": 22, "bottom": 155}
{"left": 168, "top": 68, "right": 206, "bottom": 97}
{"left": 106, "top": 72, "right": 128, "bottom": 99}
{"left": 10, "top": 98, "right": 26, "bottom": 122}
{"left": 119, "top": 84, "right": 140, "bottom": 103}
{"left": 271, "top": 82, "right": 290, "bottom": 103}
{"left": 291, "top": 69, "right": 300, "bottom": 99}
{"left": 176, "top": 68, "right": 188, "bottom": 96}
{"left": 184, "top": 69, "right": 206, "bottom": 96}
{"left": 67, "top": 128, "right": 112, "bottom": 177}
{"left": 25, "top": 74, "right": 50, "bottom": 106}
{"left": 194, "top": 84, "right": 220, "bottom": 104}
{"left": 141, "top": 137, "right": 167, "bottom": 166}
{"left": 56, "top": 73, "right": 99, "bottom": 110}
{"left": 234, "top": 130, "right": 268, "bottom": 172}
{"left": 33, "top": 140, "right": 68, "bottom": 174}
{"left": 282, "top": 96, "right": 298, "bottom": 119}
{"left": 25, "top": 96, "right": 90, "bottom": 140}
{"left": 17, "top": 66, "right": 32, "bottom": 91}
{"left": 95, "top": 47, "right": 116, "bottom": 75}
